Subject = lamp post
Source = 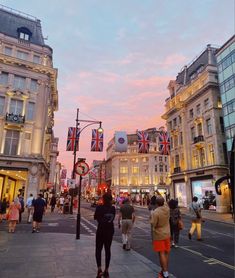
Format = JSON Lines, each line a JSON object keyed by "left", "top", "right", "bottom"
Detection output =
{"left": 71, "top": 108, "right": 103, "bottom": 239}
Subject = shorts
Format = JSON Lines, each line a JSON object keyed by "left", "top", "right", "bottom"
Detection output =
{"left": 153, "top": 237, "right": 171, "bottom": 252}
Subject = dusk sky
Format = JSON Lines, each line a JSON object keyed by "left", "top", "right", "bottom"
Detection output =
{"left": 1, "top": 0, "right": 234, "bottom": 175}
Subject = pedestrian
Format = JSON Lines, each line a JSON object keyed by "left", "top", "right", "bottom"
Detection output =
{"left": 8, "top": 197, "right": 21, "bottom": 233}
{"left": 26, "top": 194, "right": 34, "bottom": 223}
{"left": 0, "top": 198, "right": 8, "bottom": 221}
{"left": 18, "top": 195, "right": 24, "bottom": 223}
{"left": 94, "top": 193, "right": 116, "bottom": 278}
{"left": 168, "top": 199, "right": 182, "bottom": 248}
{"left": 50, "top": 194, "right": 57, "bottom": 212}
{"left": 148, "top": 195, "right": 158, "bottom": 240}
{"left": 58, "top": 195, "right": 64, "bottom": 213}
{"left": 188, "top": 196, "right": 203, "bottom": 241}
{"left": 32, "top": 193, "right": 47, "bottom": 233}
{"left": 118, "top": 198, "right": 135, "bottom": 251}
{"left": 150, "top": 196, "right": 171, "bottom": 278}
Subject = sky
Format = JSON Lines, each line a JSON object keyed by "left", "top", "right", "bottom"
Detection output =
{"left": 1, "top": 0, "right": 234, "bottom": 175}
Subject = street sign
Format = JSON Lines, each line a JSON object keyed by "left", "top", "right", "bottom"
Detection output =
{"left": 74, "top": 161, "right": 89, "bottom": 176}
{"left": 67, "top": 179, "right": 76, "bottom": 188}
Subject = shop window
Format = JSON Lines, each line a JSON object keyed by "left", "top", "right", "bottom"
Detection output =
{"left": 4, "top": 130, "right": 20, "bottom": 155}
{"left": 9, "top": 99, "right": 23, "bottom": 115}
{"left": 0, "top": 72, "right": 8, "bottom": 85}
{"left": 13, "top": 75, "right": 26, "bottom": 91}
{"left": 26, "top": 102, "right": 35, "bottom": 121}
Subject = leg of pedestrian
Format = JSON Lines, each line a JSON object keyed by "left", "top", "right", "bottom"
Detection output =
{"left": 95, "top": 233, "right": 104, "bottom": 278}
{"left": 196, "top": 222, "right": 202, "bottom": 240}
{"left": 103, "top": 233, "right": 113, "bottom": 278}
{"left": 189, "top": 222, "right": 196, "bottom": 239}
{"left": 126, "top": 220, "right": 132, "bottom": 250}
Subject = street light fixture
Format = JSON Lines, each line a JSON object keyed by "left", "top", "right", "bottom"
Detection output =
{"left": 71, "top": 108, "right": 103, "bottom": 239}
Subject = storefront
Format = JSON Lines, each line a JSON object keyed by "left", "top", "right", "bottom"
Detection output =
{"left": 191, "top": 176, "right": 216, "bottom": 210}
{"left": 174, "top": 181, "right": 187, "bottom": 207}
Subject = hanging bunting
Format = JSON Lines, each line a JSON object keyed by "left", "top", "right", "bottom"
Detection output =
{"left": 66, "top": 127, "right": 80, "bottom": 151}
{"left": 91, "top": 129, "right": 104, "bottom": 152}
{"left": 159, "top": 131, "right": 170, "bottom": 155}
{"left": 137, "top": 130, "right": 150, "bottom": 153}
{"left": 114, "top": 131, "right": 128, "bottom": 152}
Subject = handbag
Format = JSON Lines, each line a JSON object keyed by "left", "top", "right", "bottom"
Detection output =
{"left": 177, "top": 219, "right": 184, "bottom": 230}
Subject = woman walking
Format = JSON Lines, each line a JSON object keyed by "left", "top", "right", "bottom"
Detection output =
{"left": 94, "top": 193, "right": 116, "bottom": 278}
{"left": 168, "top": 199, "right": 181, "bottom": 248}
{"left": 8, "top": 197, "right": 21, "bottom": 233}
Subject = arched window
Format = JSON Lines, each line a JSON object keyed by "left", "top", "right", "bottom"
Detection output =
{"left": 17, "top": 27, "right": 32, "bottom": 41}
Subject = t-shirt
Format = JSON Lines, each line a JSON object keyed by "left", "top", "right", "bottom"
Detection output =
{"left": 94, "top": 205, "right": 116, "bottom": 232}
{"left": 33, "top": 198, "right": 46, "bottom": 215}
{"left": 120, "top": 204, "right": 134, "bottom": 219}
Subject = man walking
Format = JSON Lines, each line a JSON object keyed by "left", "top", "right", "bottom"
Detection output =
{"left": 32, "top": 194, "right": 46, "bottom": 233}
{"left": 26, "top": 193, "right": 34, "bottom": 223}
{"left": 150, "top": 196, "right": 170, "bottom": 278}
{"left": 188, "top": 196, "right": 203, "bottom": 241}
{"left": 118, "top": 198, "right": 135, "bottom": 251}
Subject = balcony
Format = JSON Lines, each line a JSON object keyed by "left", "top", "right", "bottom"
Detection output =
{"left": 5, "top": 113, "right": 25, "bottom": 124}
{"left": 193, "top": 135, "right": 204, "bottom": 144}
{"left": 173, "top": 167, "right": 181, "bottom": 173}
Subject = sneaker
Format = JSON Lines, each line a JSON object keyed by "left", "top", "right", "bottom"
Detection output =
{"left": 171, "top": 242, "right": 175, "bottom": 247}
{"left": 188, "top": 233, "right": 192, "bottom": 240}
{"left": 123, "top": 244, "right": 126, "bottom": 250}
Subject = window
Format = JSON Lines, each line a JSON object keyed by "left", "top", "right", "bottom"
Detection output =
{"left": 223, "top": 143, "right": 228, "bottom": 164}
{"left": 197, "top": 123, "right": 203, "bottom": 136}
{"left": 169, "top": 121, "right": 172, "bottom": 130}
{"left": 0, "top": 96, "right": 5, "bottom": 115}
{"left": 33, "top": 55, "right": 40, "bottom": 64}
{"left": 24, "top": 132, "right": 31, "bottom": 140}
{"left": 0, "top": 72, "right": 8, "bottom": 85}
{"left": 199, "top": 148, "right": 205, "bottom": 167}
{"left": 165, "top": 156, "right": 167, "bottom": 162}
{"left": 204, "top": 98, "right": 209, "bottom": 110}
{"left": 191, "top": 126, "right": 195, "bottom": 141}
{"left": 174, "top": 135, "right": 178, "bottom": 148}
{"left": 206, "top": 118, "right": 212, "bottom": 135}
{"left": 143, "top": 157, "right": 148, "bottom": 162}
{"left": 178, "top": 115, "right": 182, "bottom": 124}
{"left": 132, "top": 166, "right": 139, "bottom": 174}
{"left": 4, "top": 47, "right": 12, "bottom": 56}
{"left": 120, "top": 177, "right": 128, "bottom": 185}
{"left": 179, "top": 132, "right": 183, "bottom": 145}
{"left": 4, "top": 130, "right": 20, "bottom": 155}
{"left": 144, "top": 176, "right": 149, "bottom": 184}
{"left": 165, "top": 165, "right": 168, "bottom": 172}
{"left": 17, "top": 50, "right": 29, "bottom": 60}
{"left": 196, "top": 104, "right": 201, "bottom": 115}
{"left": 189, "top": 109, "right": 194, "bottom": 118}
{"left": 175, "top": 155, "right": 180, "bottom": 167}
{"left": 13, "top": 75, "right": 26, "bottom": 90}
{"left": 159, "top": 165, "right": 163, "bottom": 172}
{"left": 9, "top": 99, "right": 23, "bottom": 115}
{"left": 131, "top": 176, "right": 138, "bottom": 185}
{"left": 220, "top": 117, "right": 225, "bottom": 133}
{"left": 208, "top": 144, "right": 215, "bottom": 164}
{"left": 193, "top": 150, "right": 199, "bottom": 168}
{"left": 155, "top": 165, "right": 158, "bottom": 172}
{"left": 26, "top": 102, "right": 35, "bottom": 121}
{"left": 30, "top": 79, "right": 38, "bottom": 91}
{"left": 159, "top": 156, "right": 163, "bottom": 162}
{"left": 19, "top": 32, "right": 29, "bottom": 40}
{"left": 173, "top": 118, "right": 177, "bottom": 127}
{"left": 120, "top": 167, "right": 128, "bottom": 174}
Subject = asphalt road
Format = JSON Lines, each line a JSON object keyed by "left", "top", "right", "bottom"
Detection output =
{"left": 1, "top": 201, "right": 234, "bottom": 278}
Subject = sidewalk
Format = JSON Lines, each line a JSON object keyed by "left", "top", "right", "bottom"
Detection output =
{"left": 134, "top": 205, "right": 234, "bottom": 224}
{"left": 0, "top": 231, "right": 175, "bottom": 278}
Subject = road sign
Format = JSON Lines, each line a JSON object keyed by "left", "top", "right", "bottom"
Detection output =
{"left": 74, "top": 161, "right": 89, "bottom": 176}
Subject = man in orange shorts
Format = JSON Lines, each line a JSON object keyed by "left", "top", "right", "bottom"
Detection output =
{"left": 150, "top": 196, "right": 170, "bottom": 278}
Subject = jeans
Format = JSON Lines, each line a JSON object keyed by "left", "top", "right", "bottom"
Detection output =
{"left": 95, "top": 230, "right": 113, "bottom": 269}
{"left": 170, "top": 223, "right": 180, "bottom": 244}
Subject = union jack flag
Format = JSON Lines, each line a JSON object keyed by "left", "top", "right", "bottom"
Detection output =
{"left": 66, "top": 127, "right": 80, "bottom": 151}
{"left": 91, "top": 129, "right": 103, "bottom": 152}
{"left": 137, "top": 130, "right": 150, "bottom": 153}
{"left": 159, "top": 132, "right": 170, "bottom": 155}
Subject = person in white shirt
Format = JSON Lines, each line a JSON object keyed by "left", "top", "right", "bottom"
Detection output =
{"left": 26, "top": 194, "right": 34, "bottom": 223}
{"left": 58, "top": 196, "right": 64, "bottom": 213}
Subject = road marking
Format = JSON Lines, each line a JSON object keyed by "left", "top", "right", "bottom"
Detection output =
{"left": 180, "top": 246, "right": 235, "bottom": 270}
{"left": 81, "top": 216, "right": 97, "bottom": 229}
{"left": 47, "top": 223, "right": 59, "bottom": 227}
{"left": 203, "top": 228, "right": 234, "bottom": 238}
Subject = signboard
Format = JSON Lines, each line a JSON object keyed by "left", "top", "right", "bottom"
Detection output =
{"left": 67, "top": 179, "right": 76, "bottom": 188}
{"left": 74, "top": 161, "right": 89, "bottom": 176}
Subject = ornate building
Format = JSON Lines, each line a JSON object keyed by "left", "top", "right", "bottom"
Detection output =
{"left": 0, "top": 6, "right": 58, "bottom": 201}
{"left": 162, "top": 45, "right": 229, "bottom": 212}
{"left": 106, "top": 128, "right": 170, "bottom": 201}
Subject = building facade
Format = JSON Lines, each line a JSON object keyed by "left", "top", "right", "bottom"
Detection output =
{"left": 0, "top": 6, "right": 58, "bottom": 202}
{"left": 216, "top": 35, "right": 235, "bottom": 155}
{"left": 106, "top": 128, "right": 170, "bottom": 202}
{"left": 162, "top": 45, "right": 229, "bottom": 212}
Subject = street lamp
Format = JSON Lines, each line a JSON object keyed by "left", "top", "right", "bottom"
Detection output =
{"left": 71, "top": 108, "right": 103, "bottom": 239}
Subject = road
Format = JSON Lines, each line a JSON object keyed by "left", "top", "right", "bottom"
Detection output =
{"left": 1, "top": 201, "right": 234, "bottom": 278}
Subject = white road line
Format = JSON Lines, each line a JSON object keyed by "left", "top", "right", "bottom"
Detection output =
{"left": 180, "top": 246, "right": 235, "bottom": 271}
{"left": 81, "top": 216, "right": 97, "bottom": 230}
{"left": 203, "top": 228, "right": 234, "bottom": 238}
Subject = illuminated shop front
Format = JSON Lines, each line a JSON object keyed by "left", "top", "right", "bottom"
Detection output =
{"left": 0, "top": 169, "right": 28, "bottom": 202}
{"left": 174, "top": 182, "right": 187, "bottom": 207}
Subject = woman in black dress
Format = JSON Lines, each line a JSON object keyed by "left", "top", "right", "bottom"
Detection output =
{"left": 94, "top": 193, "right": 116, "bottom": 278}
